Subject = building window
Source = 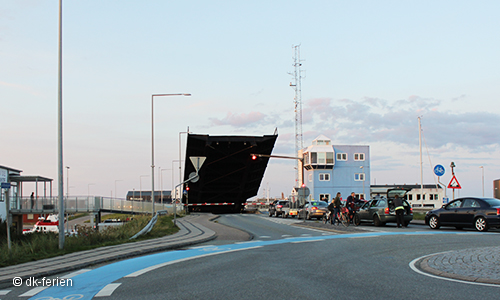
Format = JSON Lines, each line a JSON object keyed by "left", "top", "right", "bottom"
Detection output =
{"left": 337, "top": 153, "right": 347, "bottom": 161}
{"left": 311, "top": 152, "right": 317, "bottom": 164}
{"left": 318, "top": 152, "right": 326, "bottom": 164}
{"left": 354, "top": 173, "right": 365, "bottom": 181}
{"left": 354, "top": 153, "right": 365, "bottom": 161}
{"left": 319, "top": 173, "right": 330, "bottom": 181}
{"left": 326, "top": 152, "right": 334, "bottom": 164}
{"left": 309, "top": 152, "right": 334, "bottom": 165}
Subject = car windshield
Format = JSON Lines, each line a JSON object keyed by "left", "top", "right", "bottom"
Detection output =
{"left": 482, "top": 198, "right": 500, "bottom": 207}
{"left": 310, "top": 201, "right": 327, "bottom": 207}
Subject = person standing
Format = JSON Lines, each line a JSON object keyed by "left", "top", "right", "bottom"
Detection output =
{"left": 332, "top": 192, "right": 342, "bottom": 225}
{"left": 30, "top": 192, "right": 35, "bottom": 209}
{"left": 345, "top": 192, "right": 358, "bottom": 218}
{"left": 394, "top": 194, "right": 405, "bottom": 228}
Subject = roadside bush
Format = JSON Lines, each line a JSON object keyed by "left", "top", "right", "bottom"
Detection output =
{"left": 0, "top": 214, "right": 178, "bottom": 267}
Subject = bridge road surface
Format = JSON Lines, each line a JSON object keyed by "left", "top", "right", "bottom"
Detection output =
{"left": 3, "top": 214, "right": 500, "bottom": 300}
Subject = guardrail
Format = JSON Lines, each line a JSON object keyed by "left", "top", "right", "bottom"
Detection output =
{"left": 8, "top": 196, "right": 174, "bottom": 215}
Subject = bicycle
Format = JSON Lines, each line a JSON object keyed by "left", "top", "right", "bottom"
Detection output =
{"left": 339, "top": 207, "right": 350, "bottom": 227}
{"left": 322, "top": 211, "right": 331, "bottom": 224}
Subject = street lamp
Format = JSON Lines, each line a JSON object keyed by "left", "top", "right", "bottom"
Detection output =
{"left": 360, "top": 166, "right": 365, "bottom": 199}
{"left": 172, "top": 159, "right": 184, "bottom": 207}
{"left": 114, "top": 180, "right": 123, "bottom": 200}
{"left": 87, "top": 183, "right": 95, "bottom": 197}
{"left": 160, "top": 168, "right": 171, "bottom": 208}
{"left": 179, "top": 129, "right": 190, "bottom": 197}
{"left": 140, "top": 175, "right": 148, "bottom": 212}
{"left": 151, "top": 93, "right": 191, "bottom": 215}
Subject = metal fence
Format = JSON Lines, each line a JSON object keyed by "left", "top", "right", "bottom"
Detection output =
{"left": 8, "top": 196, "right": 173, "bottom": 214}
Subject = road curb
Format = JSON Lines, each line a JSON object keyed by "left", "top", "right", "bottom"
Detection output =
{"left": 416, "top": 253, "right": 500, "bottom": 285}
{"left": 0, "top": 216, "right": 216, "bottom": 289}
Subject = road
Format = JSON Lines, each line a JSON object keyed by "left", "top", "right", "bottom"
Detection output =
{"left": 4, "top": 213, "right": 500, "bottom": 300}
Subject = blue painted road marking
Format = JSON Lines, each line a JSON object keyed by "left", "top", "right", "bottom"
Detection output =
{"left": 30, "top": 231, "right": 482, "bottom": 300}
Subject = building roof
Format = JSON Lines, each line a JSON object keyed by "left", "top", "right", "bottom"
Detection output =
{"left": 9, "top": 175, "right": 53, "bottom": 182}
{"left": 371, "top": 184, "right": 443, "bottom": 190}
{"left": 0, "top": 165, "right": 22, "bottom": 174}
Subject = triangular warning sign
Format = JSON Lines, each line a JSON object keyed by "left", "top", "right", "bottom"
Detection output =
{"left": 448, "top": 175, "right": 462, "bottom": 189}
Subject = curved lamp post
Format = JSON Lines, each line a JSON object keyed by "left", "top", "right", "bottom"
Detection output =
{"left": 151, "top": 94, "right": 191, "bottom": 215}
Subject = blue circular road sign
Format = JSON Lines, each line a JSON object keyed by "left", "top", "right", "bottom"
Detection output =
{"left": 434, "top": 164, "right": 445, "bottom": 176}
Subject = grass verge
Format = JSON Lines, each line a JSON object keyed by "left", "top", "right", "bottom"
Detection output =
{"left": 0, "top": 214, "right": 179, "bottom": 268}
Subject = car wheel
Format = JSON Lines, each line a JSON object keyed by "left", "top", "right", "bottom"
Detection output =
{"left": 404, "top": 221, "right": 410, "bottom": 227}
{"left": 353, "top": 214, "right": 361, "bottom": 226}
{"left": 373, "top": 215, "right": 383, "bottom": 227}
{"left": 475, "top": 217, "right": 489, "bottom": 232}
{"left": 269, "top": 211, "right": 273, "bottom": 217}
{"left": 429, "top": 215, "right": 440, "bottom": 229}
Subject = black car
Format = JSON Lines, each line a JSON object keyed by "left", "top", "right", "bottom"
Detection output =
{"left": 425, "top": 197, "right": 500, "bottom": 232}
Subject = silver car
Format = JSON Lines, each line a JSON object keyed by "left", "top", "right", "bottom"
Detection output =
{"left": 298, "top": 201, "right": 328, "bottom": 220}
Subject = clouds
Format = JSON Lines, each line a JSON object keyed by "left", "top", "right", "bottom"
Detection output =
{"left": 208, "top": 95, "right": 500, "bottom": 153}
{"left": 209, "top": 111, "right": 268, "bottom": 127}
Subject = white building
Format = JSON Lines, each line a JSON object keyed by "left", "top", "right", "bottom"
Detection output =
{"left": 371, "top": 184, "right": 446, "bottom": 208}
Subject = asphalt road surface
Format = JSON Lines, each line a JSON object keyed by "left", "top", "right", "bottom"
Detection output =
{"left": 5, "top": 213, "right": 500, "bottom": 300}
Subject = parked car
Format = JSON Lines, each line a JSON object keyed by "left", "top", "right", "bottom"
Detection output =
{"left": 425, "top": 197, "right": 500, "bottom": 232}
{"left": 298, "top": 201, "right": 328, "bottom": 220}
{"left": 269, "top": 200, "right": 289, "bottom": 217}
{"left": 357, "top": 188, "right": 413, "bottom": 226}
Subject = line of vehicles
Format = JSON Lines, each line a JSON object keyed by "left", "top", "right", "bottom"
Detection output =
{"left": 268, "top": 187, "right": 500, "bottom": 232}
{"left": 268, "top": 188, "right": 414, "bottom": 227}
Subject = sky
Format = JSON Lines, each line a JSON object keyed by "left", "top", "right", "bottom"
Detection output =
{"left": 1, "top": 0, "right": 499, "bottom": 200}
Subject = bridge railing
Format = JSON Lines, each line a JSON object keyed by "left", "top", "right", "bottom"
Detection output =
{"left": 8, "top": 196, "right": 174, "bottom": 215}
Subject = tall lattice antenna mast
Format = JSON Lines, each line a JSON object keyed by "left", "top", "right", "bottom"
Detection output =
{"left": 289, "top": 45, "right": 304, "bottom": 187}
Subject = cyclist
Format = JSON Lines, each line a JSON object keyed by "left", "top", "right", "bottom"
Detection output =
{"left": 331, "top": 192, "right": 342, "bottom": 225}
{"left": 345, "top": 192, "right": 358, "bottom": 221}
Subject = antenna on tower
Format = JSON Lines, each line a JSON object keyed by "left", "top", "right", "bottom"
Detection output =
{"left": 289, "top": 44, "right": 305, "bottom": 187}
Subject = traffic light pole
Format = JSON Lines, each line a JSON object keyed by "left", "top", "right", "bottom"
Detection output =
{"left": 251, "top": 153, "right": 307, "bottom": 221}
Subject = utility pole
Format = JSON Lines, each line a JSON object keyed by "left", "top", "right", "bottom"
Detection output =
{"left": 289, "top": 45, "right": 304, "bottom": 187}
{"left": 418, "top": 116, "right": 424, "bottom": 207}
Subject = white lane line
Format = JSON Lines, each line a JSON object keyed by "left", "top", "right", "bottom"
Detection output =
{"left": 62, "top": 269, "right": 92, "bottom": 278}
{"left": 348, "top": 235, "right": 381, "bottom": 239}
{"left": 282, "top": 234, "right": 292, "bottom": 238}
{"left": 0, "top": 290, "right": 10, "bottom": 295}
{"left": 125, "top": 246, "right": 263, "bottom": 278}
{"left": 18, "top": 269, "right": 92, "bottom": 297}
{"left": 260, "top": 236, "right": 271, "bottom": 239}
{"left": 292, "top": 239, "right": 325, "bottom": 244}
{"left": 19, "top": 287, "right": 48, "bottom": 297}
{"left": 95, "top": 283, "right": 122, "bottom": 297}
